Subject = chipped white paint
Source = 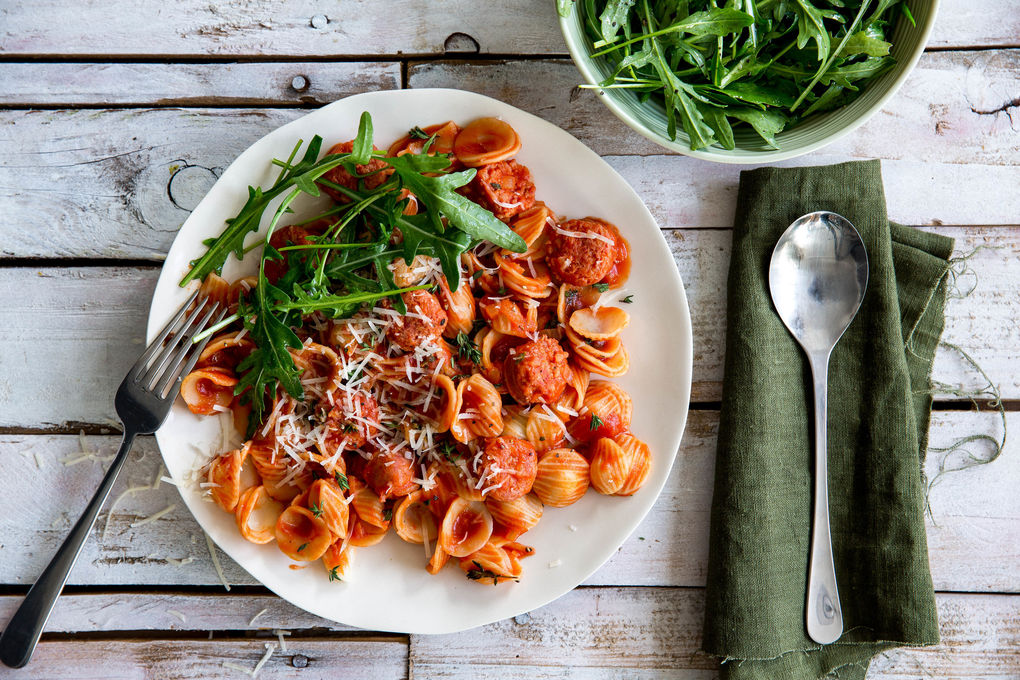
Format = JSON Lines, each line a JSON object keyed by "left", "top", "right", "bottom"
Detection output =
{"left": 0, "top": 0, "right": 1014, "bottom": 56}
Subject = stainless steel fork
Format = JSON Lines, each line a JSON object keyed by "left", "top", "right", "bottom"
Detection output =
{"left": 0, "top": 290, "right": 225, "bottom": 668}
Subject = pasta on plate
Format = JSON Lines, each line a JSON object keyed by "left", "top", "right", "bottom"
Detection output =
{"left": 180, "top": 115, "right": 651, "bottom": 585}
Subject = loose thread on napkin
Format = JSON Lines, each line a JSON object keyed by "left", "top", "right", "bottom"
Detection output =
{"left": 911, "top": 245, "right": 1009, "bottom": 520}
{"left": 924, "top": 340, "right": 1008, "bottom": 521}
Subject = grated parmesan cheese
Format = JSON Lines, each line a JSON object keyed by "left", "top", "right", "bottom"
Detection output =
{"left": 204, "top": 531, "right": 231, "bottom": 592}
{"left": 129, "top": 504, "right": 177, "bottom": 528}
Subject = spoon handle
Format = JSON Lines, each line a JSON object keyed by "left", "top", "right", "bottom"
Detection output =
{"left": 805, "top": 354, "right": 843, "bottom": 645}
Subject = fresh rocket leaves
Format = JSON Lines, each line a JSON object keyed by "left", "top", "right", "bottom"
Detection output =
{"left": 182, "top": 112, "right": 523, "bottom": 430}
{"left": 575, "top": 0, "right": 903, "bottom": 150}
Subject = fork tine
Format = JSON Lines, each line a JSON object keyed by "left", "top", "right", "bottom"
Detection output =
{"left": 152, "top": 304, "right": 227, "bottom": 397}
{"left": 133, "top": 290, "right": 200, "bottom": 370}
{"left": 159, "top": 306, "right": 232, "bottom": 398}
{"left": 137, "top": 297, "right": 213, "bottom": 387}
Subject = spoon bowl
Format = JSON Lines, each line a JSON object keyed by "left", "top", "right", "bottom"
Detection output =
{"left": 768, "top": 211, "right": 868, "bottom": 645}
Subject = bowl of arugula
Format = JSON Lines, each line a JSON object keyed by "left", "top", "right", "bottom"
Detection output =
{"left": 558, "top": 0, "right": 938, "bottom": 162}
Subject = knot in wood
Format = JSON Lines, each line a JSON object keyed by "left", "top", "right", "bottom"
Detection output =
{"left": 444, "top": 32, "right": 480, "bottom": 54}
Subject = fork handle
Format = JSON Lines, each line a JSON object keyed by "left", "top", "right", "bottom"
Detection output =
{"left": 0, "top": 429, "right": 136, "bottom": 668}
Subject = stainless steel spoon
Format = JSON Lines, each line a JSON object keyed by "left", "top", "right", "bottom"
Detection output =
{"left": 768, "top": 211, "right": 868, "bottom": 645}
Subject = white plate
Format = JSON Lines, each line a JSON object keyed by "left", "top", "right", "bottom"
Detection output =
{"left": 149, "top": 88, "right": 693, "bottom": 634}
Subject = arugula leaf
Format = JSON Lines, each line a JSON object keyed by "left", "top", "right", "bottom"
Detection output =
{"left": 557, "top": 0, "right": 575, "bottom": 18}
{"left": 350, "top": 111, "right": 374, "bottom": 165}
{"left": 793, "top": 0, "right": 831, "bottom": 63}
{"left": 842, "top": 28, "right": 891, "bottom": 58}
{"left": 699, "top": 104, "right": 735, "bottom": 150}
{"left": 387, "top": 155, "right": 526, "bottom": 253}
{"left": 598, "top": 0, "right": 636, "bottom": 44}
{"left": 728, "top": 107, "right": 788, "bottom": 148}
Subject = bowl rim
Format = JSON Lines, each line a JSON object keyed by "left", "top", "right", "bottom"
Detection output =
{"left": 558, "top": 1, "right": 940, "bottom": 164}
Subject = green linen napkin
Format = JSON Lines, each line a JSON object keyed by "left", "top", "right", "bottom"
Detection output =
{"left": 702, "top": 160, "right": 948, "bottom": 680}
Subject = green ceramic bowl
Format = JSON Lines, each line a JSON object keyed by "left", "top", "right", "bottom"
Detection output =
{"left": 559, "top": 1, "right": 939, "bottom": 163}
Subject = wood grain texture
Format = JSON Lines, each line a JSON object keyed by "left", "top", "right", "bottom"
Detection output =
{"left": 0, "top": 0, "right": 1015, "bottom": 56}
{"left": 0, "top": 412, "right": 1013, "bottom": 591}
{"left": 19, "top": 638, "right": 407, "bottom": 679}
{"left": 407, "top": 51, "right": 1020, "bottom": 164}
{"left": 408, "top": 590, "right": 1020, "bottom": 679}
{"left": 0, "top": 62, "right": 401, "bottom": 107}
{"left": 0, "top": 226, "right": 1015, "bottom": 428}
{"left": 1, "top": 53, "right": 1018, "bottom": 261}
{"left": 0, "top": 592, "right": 355, "bottom": 633}
{"left": 0, "top": 590, "right": 1013, "bottom": 678}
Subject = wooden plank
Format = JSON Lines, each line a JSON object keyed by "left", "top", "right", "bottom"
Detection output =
{"left": 0, "top": 0, "right": 1013, "bottom": 56}
{"left": 3, "top": 53, "right": 1020, "bottom": 261}
{"left": 0, "top": 590, "right": 1014, "bottom": 679}
{"left": 407, "top": 51, "right": 1020, "bottom": 165}
{"left": 1, "top": 225, "right": 1016, "bottom": 428}
{"left": 0, "top": 412, "right": 1014, "bottom": 591}
{"left": 408, "top": 589, "right": 1020, "bottom": 679}
{"left": 0, "top": 62, "right": 401, "bottom": 107}
{"left": 23, "top": 638, "right": 407, "bottom": 679}
{"left": 0, "top": 592, "right": 354, "bottom": 633}
{"left": 0, "top": 0, "right": 560, "bottom": 57}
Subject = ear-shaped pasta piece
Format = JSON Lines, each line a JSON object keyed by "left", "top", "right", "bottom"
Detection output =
{"left": 589, "top": 437, "right": 636, "bottom": 495}
{"left": 495, "top": 252, "right": 553, "bottom": 299}
{"left": 307, "top": 478, "right": 350, "bottom": 539}
{"left": 348, "top": 516, "right": 389, "bottom": 547}
{"left": 501, "top": 405, "right": 529, "bottom": 440}
{"left": 485, "top": 493, "right": 543, "bottom": 540}
{"left": 568, "top": 306, "right": 630, "bottom": 341}
{"left": 568, "top": 380, "right": 633, "bottom": 443}
{"left": 389, "top": 254, "right": 437, "bottom": 288}
{"left": 614, "top": 433, "right": 652, "bottom": 496}
{"left": 246, "top": 438, "right": 311, "bottom": 503}
{"left": 321, "top": 539, "right": 355, "bottom": 580}
{"left": 208, "top": 447, "right": 259, "bottom": 513}
{"left": 427, "top": 543, "right": 450, "bottom": 575}
{"left": 509, "top": 202, "right": 552, "bottom": 253}
{"left": 198, "top": 273, "right": 231, "bottom": 309}
{"left": 438, "top": 276, "right": 477, "bottom": 338}
{"left": 572, "top": 343, "right": 630, "bottom": 378}
{"left": 438, "top": 497, "right": 493, "bottom": 558}
{"left": 388, "top": 120, "right": 460, "bottom": 158}
{"left": 478, "top": 295, "right": 539, "bottom": 339}
{"left": 556, "top": 284, "right": 602, "bottom": 325}
{"left": 393, "top": 490, "right": 439, "bottom": 545}
{"left": 422, "top": 374, "right": 459, "bottom": 433}
{"left": 450, "top": 374, "right": 504, "bottom": 443}
{"left": 180, "top": 367, "right": 238, "bottom": 415}
{"left": 275, "top": 505, "right": 332, "bottom": 561}
{"left": 477, "top": 327, "right": 523, "bottom": 387}
{"left": 197, "top": 332, "right": 256, "bottom": 371}
{"left": 289, "top": 342, "right": 343, "bottom": 394}
{"left": 349, "top": 476, "right": 390, "bottom": 529}
{"left": 461, "top": 540, "right": 516, "bottom": 582}
{"left": 565, "top": 323, "right": 623, "bottom": 360}
{"left": 453, "top": 117, "right": 522, "bottom": 167}
{"left": 525, "top": 406, "right": 567, "bottom": 453}
{"left": 235, "top": 485, "right": 284, "bottom": 544}
{"left": 532, "top": 449, "right": 590, "bottom": 507}
{"left": 559, "top": 362, "right": 590, "bottom": 414}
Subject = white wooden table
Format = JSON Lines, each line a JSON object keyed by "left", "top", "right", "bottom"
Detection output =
{"left": 1, "top": 2, "right": 1018, "bottom": 677}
